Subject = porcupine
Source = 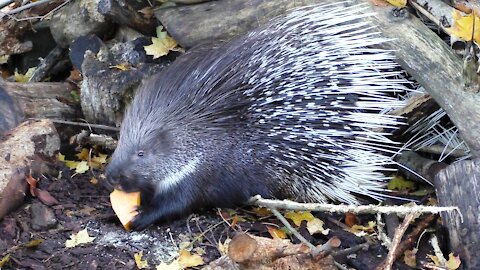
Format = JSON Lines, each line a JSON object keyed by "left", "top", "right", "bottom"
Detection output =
{"left": 106, "top": 3, "right": 410, "bottom": 230}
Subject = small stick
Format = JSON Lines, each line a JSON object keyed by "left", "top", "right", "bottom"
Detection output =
{"left": 377, "top": 212, "right": 417, "bottom": 270}
{"left": 249, "top": 196, "right": 461, "bottom": 219}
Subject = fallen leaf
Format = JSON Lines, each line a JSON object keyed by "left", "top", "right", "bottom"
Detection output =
{"left": 348, "top": 221, "right": 376, "bottom": 236}
{"left": 178, "top": 249, "right": 204, "bottom": 268}
{"left": 386, "top": 0, "right": 406, "bottom": 7}
{"left": 79, "top": 206, "right": 96, "bottom": 216}
{"left": 74, "top": 161, "right": 89, "bottom": 174}
{"left": 35, "top": 189, "right": 59, "bottom": 206}
{"left": 446, "top": 253, "right": 461, "bottom": 270}
{"left": 156, "top": 260, "right": 181, "bottom": 270}
{"left": 0, "top": 254, "right": 10, "bottom": 267}
{"left": 24, "top": 239, "right": 44, "bottom": 248}
{"left": 307, "top": 218, "right": 329, "bottom": 235}
{"left": 218, "top": 238, "right": 231, "bottom": 256}
{"left": 26, "top": 173, "right": 38, "bottom": 196}
{"left": 252, "top": 207, "right": 272, "bottom": 216}
{"left": 404, "top": 248, "right": 417, "bottom": 267}
{"left": 134, "top": 251, "right": 149, "bottom": 269}
{"left": 90, "top": 176, "right": 98, "bottom": 185}
{"left": 110, "top": 64, "right": 130, "bottom": 71}
{"left": 68, "top": 69, "right": 82, "bottom": 81}
{"left": 446, "top": 10, "right": 480, "bottom": 43}
{"left": 144, "top": 26, "right": 178, "bottom": 59}
{"left": 387, "top": 175, "right": 415, "bottom": 191}
{"left": 14, "top": 67, "right": 35, "bottom": 83}
{"left": 267, "top": 225, "right": 287, "bottom": 239}
{"left": 345, "top": 212, "right": 358, "bottom": 227}
{"left": 285, "top": 211, "right": 314, "bottom": 226}
{"left": 65, "top": 229, "right": 95, "bottom": 248}
{"left": 90, "top": 153, "right": 108, "bottom": 169}
{"left": 76, "top": 148, "right": 89, "bottom": 161}
{"left": 0, "top": 55, "right": 9, "bottom": 65}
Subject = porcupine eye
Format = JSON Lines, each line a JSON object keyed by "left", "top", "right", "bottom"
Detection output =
{"left": 137, "top": 150, "right": 144, "bottom": 157}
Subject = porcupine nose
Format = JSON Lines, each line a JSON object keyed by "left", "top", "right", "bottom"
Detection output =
{"left": 105, "top": 163, "right": 121, "bottom": 187}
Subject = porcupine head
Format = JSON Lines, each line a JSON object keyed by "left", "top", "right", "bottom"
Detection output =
{"left": 106, "top": 3, "right": 409, "bottom": 230}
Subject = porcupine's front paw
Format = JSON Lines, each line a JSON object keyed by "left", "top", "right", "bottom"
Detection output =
{"left": 130, "top": 207, "right": 161, "bottom": 231}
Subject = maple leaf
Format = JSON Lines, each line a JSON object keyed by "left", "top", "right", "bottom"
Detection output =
{"left": 65, "top": 229, "right": 95, "bottom": 248}
{"left": 144, "top": 26, "right": 178, "bottom": 59}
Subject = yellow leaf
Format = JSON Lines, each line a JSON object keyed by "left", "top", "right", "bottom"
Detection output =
{"left": 24, "top": 239, "right": 44, "bottom": 248}
{"left": 14, "top": 67, "right": 35, "bottom": 83}
{"left": 217, "top": 238, "right": 231, "bottom": 256}
{"left": 446, "top": 253, "right": 461, "bottom": 270}
{"left": 348, "top": 221, "right": 376, "bottom": 236}
{"left": 306, "top": 217, "right": 329, "bottom": 235}
{"left": 64, "top": 160, "right": 79, "bottom": 169}
{"left": 267, "top": 226, "right": 287, "bottom": 239}
{"left": 75, "top": 161, "right": 89, "bottom": 174}
{"left": 90, "top": 176, "right": 98, "bottom": 185}
{"left": 144, "top": 26, "right": 178, "bottom": 59}
{"left": 76, "top": 148, "right": 90, "bottom": 161}
{"left": 156, "top": 260, "right": 181, "bottom": 270}
{"left": 428, "top": 254, "right": 441, "bottom": 266}
{"left": 285, "top": 211, "right": 314, "bottom": 226}
{"left": 387, "top": 175, "right": 415, "bottom": 191}
{"left": 252, "top": 207, "right": 272, "bottom": 216}
{"left": 386, "top": 0, "right": 406, "bottom": 7}
{"left": 111, "top": 64, "right": 130, "bottom": 71}
{"left": 134, "top": 251, "right": 149, "bottom": 269}
{"left": 0, "top": 55, "right": 8, "bottom": 64}
{"left": 93, "top": 153, "right": 108, "bottom": 164}
{"left": 57, "top": 153, "right": 65, "bottom": 162}
{"left": 403, "top": 248, "right": 417, "bottom": 267}
{"left": 178, "top": 249, "right": 204, "bottom": 268}
{"left": 0, "top": 254, "right": 10, "bottom": 267}
{"left": 90, "top": 153, "right": 108, "bottom": 169}
{"left": 446, "top": 10, "right": 480, "bottom": 42}
{"left": 65, "top": 229, "right": 95, "bottom": 248}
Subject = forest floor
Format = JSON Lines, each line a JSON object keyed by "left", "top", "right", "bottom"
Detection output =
{"left": 0, "top": 153, "right": 435, "bottom": 269}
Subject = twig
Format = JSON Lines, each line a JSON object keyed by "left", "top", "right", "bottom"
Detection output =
{"left": 332, "top": 242, "right": 370, "bottom": 258}
{"left": 376, "top": 213, "right": 392, "bottom": 248}
{"left": 430, "top": 234, "right": 447, "bottom": 266}
{"left": 47, "top": 119, "right": 120, "bottom": 132}
{"left": 377, "top": 212, "right": 418, "bottom": 270}
{"left": 270, "top": 208, "right": 317, "bottom": 251}
{"left": 249, "top": 196, "right": 462, "bottom": 220}
{"left": 4, "top": 0, "right": 53, "bottom": 15}
{"left": 378, "top": 214, "right": 437, "bottom": 269}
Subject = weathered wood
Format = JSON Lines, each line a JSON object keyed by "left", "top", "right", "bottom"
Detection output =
{"left": 0, "top": 86, "right": 24, "bottom": 135}
{"left": 361, "top": 4, "right": 480, "bottom": 157}
{"left": 0, "top": 18, "right": 32, "bottom": 55}
{"left": 29, "top": 46, "right": 67, "bottom": 82}
{"left": 435, "top": 159, "right": 480, "bottom": 269}
{"left": 98, "top": 0, "right": 157, "bottom": 35}
{"left": 0, "top": 81, "right": 78, "bottom": 120}
{"left": 154, "top": 0, "right": 320, "bottom": 49}
{"left": 80, "top": 52, "right": 168, "bottom": 125}
{"left": 49, "top": 0, "right": 113, "bottom": 48}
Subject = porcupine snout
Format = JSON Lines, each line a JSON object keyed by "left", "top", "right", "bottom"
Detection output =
{"left": 105, "top": 159, "right": 139, "bottom": 193}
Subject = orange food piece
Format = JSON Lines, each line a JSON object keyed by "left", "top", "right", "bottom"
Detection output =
{"left": 110, "top": 189, "right": 140, "bottom": 230}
